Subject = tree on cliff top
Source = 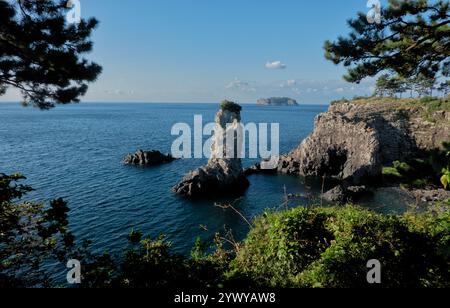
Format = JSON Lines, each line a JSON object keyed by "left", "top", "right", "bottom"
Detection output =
{"left": 324, "top": 0, "right": 450, "bottom": 83}
{"left": 0, "top": 0, "right": 102, "bottom": 109}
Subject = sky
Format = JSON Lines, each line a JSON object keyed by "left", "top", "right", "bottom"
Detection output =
{"left": 1, "top": 0, "right": 383, "bottom": 104}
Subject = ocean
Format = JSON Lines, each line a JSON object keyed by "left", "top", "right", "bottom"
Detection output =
{"left": 0, "top": 102, "right": 400, "bottom": 257}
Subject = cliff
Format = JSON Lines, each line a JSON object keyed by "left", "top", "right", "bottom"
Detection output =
{"left": 257, "top": 97, "right": 299, "bottom": 106}
{"left": 278, "top": 97, "right": 450, "bottom": 185}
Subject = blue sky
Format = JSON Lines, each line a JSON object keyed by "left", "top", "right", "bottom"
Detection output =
{"left": 2, "top": 0, "right": 382, "bottom": 104}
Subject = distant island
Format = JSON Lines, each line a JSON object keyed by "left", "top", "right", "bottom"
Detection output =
{"left": 257, "top": 97, "right": 299, "bottom": 106}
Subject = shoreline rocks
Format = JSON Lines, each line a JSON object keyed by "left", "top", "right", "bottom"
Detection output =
{"left": 173, "top": 101, "right": 249, "bottom": 198}
{"left": 278, "top": 100, "right": 450, "bottom": 185}
{"left": 123, "top": 150, "right": 177, "bottom": 166}
{"left": 323, "top": 185, "right": 371, "bottom": 204}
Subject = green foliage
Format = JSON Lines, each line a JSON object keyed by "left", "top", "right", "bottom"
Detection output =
{"left": 382, "top": 144, "right": 450, "bottom": 189}
{"left": 0, "top": 173, "right": 33, "bottom": 205}
{"left": 2, "top": 172, "right": 449, "bottom": 288}
{"left": 0, "top": 173, "right": 73, "bottom": 287}
{"left": 429, "top": 143, "right": 450, "bottom": 190}
{"left": 375, "top": 74, "right": 407, "bottom": 98}
{"left": 228, "top": 206, "right": 450, "bottom": 288}
{"left": 324, "top": 0, "right": 450, "bottom": 83}
{"left": 437, "top": 145, "right": 450, "bottom": 190}
{"left": 0, "top": 0, "right": 102, "bottom": 109}
{"left": 79, "top": 234, "right": 236, "bottom": 289}
{"left": 394, "top": 109, "right": 410, "bottom": 121}
{"left": 382, "top": 160, "right": 431, "bottom": 188}
{"left": 127, "top": 229, "right": 143, "bottom": 244}
{"left": 441, "top": 168, "right": 450, "bottom": 189}
{"left": 382, "top": 166, "right": 402, "bottom": 179}
{"left": 228, "top": 208, "right": 333, "bottom": 287}
{"left": 191, "top": 237, "right": 208, "bottom": 260}
{"left": 220, "top": 100, "right": 242, "bottom": 113}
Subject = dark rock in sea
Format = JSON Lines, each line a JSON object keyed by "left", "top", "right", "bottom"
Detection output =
{"left": 244, "top": 163, "right": 278, "bottom": 176}
{"left": 278, "top": 100, "right": 450, "bottom": 185}
{"left": 172, "top": 159, "right": 250, "bottom": 198}
{"left": 323, "top": 185, "right": 370, "bottom": 204}
{"left": 257, "top": 97, "right": 299, "bottom": 106}
{"left": 123, "top": 150, "right": 176, "bottom": 166}
{"left": 173, "top": 102, "right": 249, "bottom": 198}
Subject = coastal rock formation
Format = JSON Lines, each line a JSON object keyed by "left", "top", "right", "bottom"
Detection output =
{"left": 123, "top": 150, "right": 176, "bottom": 166}
{"left": 409, "top": 188, "right": 450, "bottom": 203}
{"left": 278, "top": 99, "right": 450, "bottom": 185}
{"left": 323, "top": 185, "right": 370, "bottom": 204}
{"left": 244, "top": 163, "right": 278, "bottom": 176}
{"left": 173, "top": 102, "right": 249, "bottom": 198}
{"left": 257, "top": 97, "right": 299, "bottom": 106}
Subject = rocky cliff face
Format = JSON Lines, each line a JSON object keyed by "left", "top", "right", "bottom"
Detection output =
{"left": 173, "top": 104, "right": 249, "bottom": 198}
{"left": 278, "top": 99, "right": 450, "bottom": 185}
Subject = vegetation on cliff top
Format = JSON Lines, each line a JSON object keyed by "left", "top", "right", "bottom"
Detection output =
{"left": 331, "top": 95, "right": 450, "bottom": 115}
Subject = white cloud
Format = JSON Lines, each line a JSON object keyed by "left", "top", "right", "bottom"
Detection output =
{"left": 265, "top": 61, "right": 287, "bottom": 70}
{"left": 279, "top": 79, "right": 297, "bottom": 88}
{"left": 104, "top": 89, "right": 135, "bottom": 96}
{"left": 286, "top": 79, "right": 297, "bottom": 86}
{"left": 225, "top": 78, "right": 256, "bottom": 92}
{"left": 221, "top": 78, "right": 375, "bottom": 104}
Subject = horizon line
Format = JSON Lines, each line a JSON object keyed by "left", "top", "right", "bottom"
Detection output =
{"left": 0, "top": 101, "right": 331, "bottom": 106}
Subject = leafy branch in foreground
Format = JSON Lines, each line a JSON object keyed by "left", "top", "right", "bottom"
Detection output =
{"left": 0, "top": 173, "right": 74, "bottom": 287}
{"left": 0, "top": 0, "right": 102, "bottom": 109}
{"left": 324, "top": 0, "right": 450, "bottom": 83}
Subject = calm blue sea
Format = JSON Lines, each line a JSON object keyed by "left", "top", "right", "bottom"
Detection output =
{"left": 0, "top": 102, "right": 402, "bottom": 257}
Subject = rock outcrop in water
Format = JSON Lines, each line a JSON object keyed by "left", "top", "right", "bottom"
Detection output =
{"left": 257, "top": 97, "right": 299, "bottom": 106}
{"left": 172, "top": 101, "right": 249, "bottom": 198}
{"left": 278, "top": 99, "right": 450, "bottom": 186}
{"left": 123, "top": 150, "right": 176, "bottom": 166}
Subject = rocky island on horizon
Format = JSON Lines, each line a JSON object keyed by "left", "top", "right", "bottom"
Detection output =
{"left": 257, "top": 97, "right": 299, "bottom": 106}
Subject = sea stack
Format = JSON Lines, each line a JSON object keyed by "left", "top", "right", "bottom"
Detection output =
{"left": 172, "top": 101, "right": 249, "bottom": 198}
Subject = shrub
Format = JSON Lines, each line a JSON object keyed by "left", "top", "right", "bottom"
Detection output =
{"left": 227, "top": 206, "right": 450, "bottom": 288}
{"left": 227, "top": 208, "right": 333, "bottom": 287}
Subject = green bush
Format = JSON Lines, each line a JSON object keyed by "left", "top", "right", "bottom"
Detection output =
{"left": 227, "top": 206, "right": 450, "bottom": 288}
{"left": 382, "top": 147, "right": 450, "bottom": 189}
{"left": 227, "top": 208, "right": 333, "bottom": 287}
{"left": 382, "top": 160, "right": 430, "bottom": 188}
{"left": 220, "top": 100, "right": 242, "bottom": 113}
